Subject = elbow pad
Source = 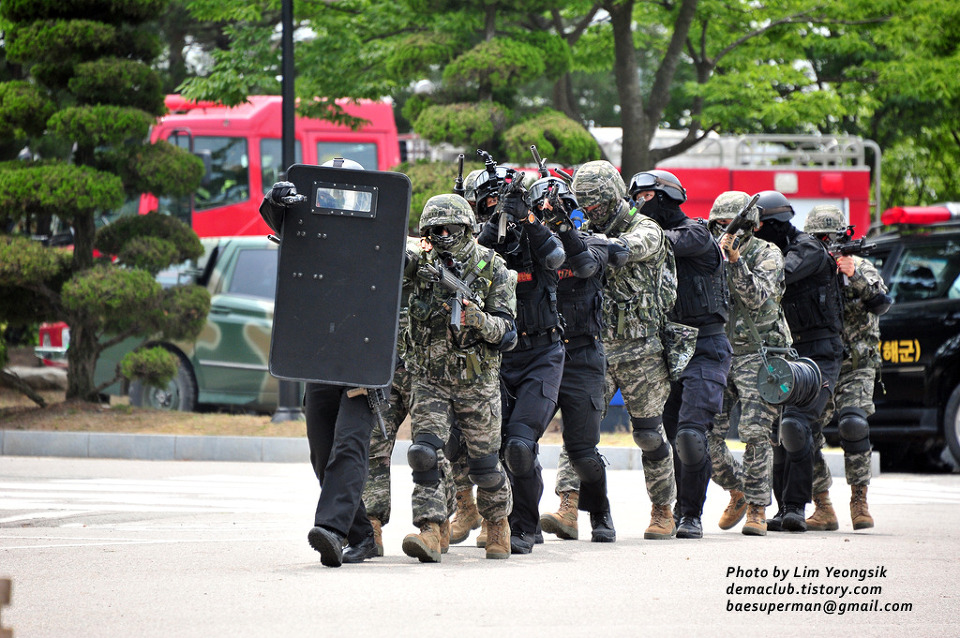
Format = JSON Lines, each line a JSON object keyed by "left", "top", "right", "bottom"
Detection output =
{"left": 567, "top": 249, "right": 600, "bottom": 278}
{"left": 489, "top": 314, "right": 517, "bottom": 352}
{"left": 606, "top": 239, "right": 630, "bottom": 269}
{"left": 864, "top": 292, "right": 893, "bottom": 316}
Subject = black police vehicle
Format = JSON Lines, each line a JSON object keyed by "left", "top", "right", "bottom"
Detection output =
{"left": 825, "top": 203, "right": 960, "bottom": 468}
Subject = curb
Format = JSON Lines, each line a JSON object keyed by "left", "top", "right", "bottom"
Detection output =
{"left": 0, "top": 429, "right": 878, "bottom": 477}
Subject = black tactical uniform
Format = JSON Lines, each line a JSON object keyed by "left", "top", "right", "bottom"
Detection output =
{"left": 260, "top": 173, "right": 379, "bottom": 567}
{"left": 630, "top": 170, "right": 732, "bottom": 539}
{"left": 478, "top": 189, "right": 566, "bottom": 554}
{"left": 753, "top": 191, "right": 844, "bottom": 533}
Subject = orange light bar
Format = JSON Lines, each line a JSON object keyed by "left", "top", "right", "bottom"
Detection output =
{"left": 881, "top": 203, "right": 960, "bottom": 226}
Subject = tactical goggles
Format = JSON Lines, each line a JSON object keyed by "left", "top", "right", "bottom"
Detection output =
{"left": 528, "top": 178, "right": 573, "bottom": 206}
{"left": 427, "top": 224, "right": 465, "bottom": 237}
{"left": 629, "top": 172, "right": 686, "bottom": 198}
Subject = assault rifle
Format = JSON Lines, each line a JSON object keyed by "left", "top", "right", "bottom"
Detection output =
{"left": 722, "top": 193, "right": 760, "bottom": 252}
{"left": 828, "top": 225, "right": 876, "bottom": 256}
{"left": 494, "top": 167, "right": 527, "bottom": 241}
{"left": 453, "top": 153, "right": 465, "bottom": 198}
{"left": 530, "top": 144, "right": 576, "bottom": 232}
{"left": 419, "top": 259, "right": 481, "bottom": 328}
{"left": 346, "top": 386, "right": 389, "bottom": 438}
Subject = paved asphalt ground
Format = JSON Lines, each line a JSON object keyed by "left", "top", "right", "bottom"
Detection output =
{"left": 1, "top": 454, "right": 958, "bottom": 637}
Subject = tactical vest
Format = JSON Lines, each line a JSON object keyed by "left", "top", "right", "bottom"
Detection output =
{"left": 670, "top": 220, "right": 728, "bottom": 329}
{"left": 503, "top": 235, "right": 561, "bottom": 338}
{"left": 726, "top": 238, "right": 791, "bottom": 354}
{"left": 407, "top": 247, "right": 499, "bottom": 382}
{"left": 602, "top": 216, "right": 677, "bottom": 342}
{"left": 556, "top": 267, "right": 604, "bottom": 339}
{"left": 782, "top": 234, "right": 844, "bottom": 338}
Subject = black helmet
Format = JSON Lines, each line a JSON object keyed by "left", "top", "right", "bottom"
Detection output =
{"left": 628, "top": 169, "right": 687, "bottom": 203}
{"left": 754, "top": 190, "right": 795, "bottom": 222}
{"left": 528, "top": 177, "right": 578, "bottom": 213}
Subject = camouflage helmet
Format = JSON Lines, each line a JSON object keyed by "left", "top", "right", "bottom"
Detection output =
{"left": 571, "top": 160, "right": 627, "bottom": 226}
{"left": 804, "top": 205, "right": 845, "bottom": 235}
{"left": 462, "top": 169, "right": 485, "bottom": 205}
{"left": 419, "top": 193, "right": 476, "bottom": 233}
{"left": 709, "top": 191, "right": 759, "bottom": 227}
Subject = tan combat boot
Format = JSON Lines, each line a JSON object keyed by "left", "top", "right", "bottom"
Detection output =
{"left": 484, "top": 517, "right": 511, "bottom": 559}
{"left": 476, "top": 518, "right": 488, "bottom": 548}
{"left": 401, "top": 522, "right": 442, "bottom": 563}
{"left": 850, "top": 485, "right": 875, "bottom": 530}
{"left": 644, "top": 503, "right": 677, "bottom": 539}
{"left": 439, "top": 518, "right": 451, "bottom": 554}
{"left": 539, "top": 490, "right": 580, "bottom": 540}
{"left": 450, "top": 489, "right": 482, "bottom": 544}
{"left": 718, "top": 489, "right": 747, "bottom": 530}
{"left": 741, "top": 503, "right": 767, "bottom": 536}
{"left": 806, "top": 491, "right": 839, "bottom": 531}
{"left": 369, "top": 517, "right": 384, "bottom": 557}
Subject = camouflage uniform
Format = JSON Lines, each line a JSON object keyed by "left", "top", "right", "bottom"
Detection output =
{"left": 574, "top": 161, "right": 677, "bottom": 509}
{"left": 405, "top": 195, "right": 516, "bottom": 529}
{"left": 812, "top": 254, "right": 887, "bottom": 491}
{"left": 706, "top": 192, "right": 792, "bottom": 507}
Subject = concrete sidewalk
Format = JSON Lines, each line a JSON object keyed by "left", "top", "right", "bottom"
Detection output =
{"left": 0, "top": 428, "right": 877, "bottom": 477}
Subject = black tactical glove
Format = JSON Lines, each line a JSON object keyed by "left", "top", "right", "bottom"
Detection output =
{"left": 499, "top": 191, "right": 529, "bottom": 221}
{"left": 268, "top": 181, "right": 302, "bottom": 207}
{"left": 607, "top": 238, "right": 630, "bottom": 268}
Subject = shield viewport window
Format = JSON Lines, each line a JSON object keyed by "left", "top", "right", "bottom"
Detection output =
{"left": 315, "top": 186, "right": 374, "bottom": 214}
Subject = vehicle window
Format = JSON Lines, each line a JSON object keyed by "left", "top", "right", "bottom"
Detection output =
{"left": 317, "top": 142, "right": 378, "bottom": 170}
{"left": 168, "top": 135, "right": 250, "bottom": 211}
{"left": 260, "top": 139, "right": 303, "bottom": 193}
{"left": 227, "top": 249, "right": 278, "bottom": 299}
{"left": 888, "top": 240, "right": 960, "bottom": 302}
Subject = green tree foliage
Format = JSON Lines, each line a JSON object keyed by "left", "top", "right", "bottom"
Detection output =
{"left": 0, "top": 0, "right": 207, "bottom": 403}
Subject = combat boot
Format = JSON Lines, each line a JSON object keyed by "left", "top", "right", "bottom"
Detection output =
{"left": 369, "top": 517, "right": 384, "bottom": 557}
{"left": 401, "top": 522, "right": 442, "bottom": 563}
{"left": 590, "top": 510, "right": 616, "bottom": 543}
{"left": 485, "top": 517, "right": 511, "bottom": 560}
{"left": 439, "top": 518, "right": 451, "bottom": 554}
{"left": 539, "top": 490, "right": 580, "bottom": 540}
{"left": 644, "top": 503, "right": 677, "bottom": 539}
{"left": 718, "top": 489, "right": 747, "bottom": 530}
{"left": 805, "top": 491, "right": 839, "bottom": 531}
{"left": 450, "top": 489, "right": 482, "bottom": 544}
{"left": 850, "top": 485, "right": 874, "bottom": 530}
{"left": 742, "top": 504, "right": 767, "bottom": 536}
{"left": 476, "top": 519, "right": 488, "bottom": 548}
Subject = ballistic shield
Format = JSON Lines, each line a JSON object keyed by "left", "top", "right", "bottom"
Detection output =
{"left": 269, "top": 163, "right": 412, "bottom": 387}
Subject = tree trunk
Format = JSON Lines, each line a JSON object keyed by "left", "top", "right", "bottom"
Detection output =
{"left": 552, "top": 73, "right": 580, "bottom": 121}
{"left": 65, "top": 322, "right": 99, "bottom": 401}
{"left": 606, "top": 0, "right": 652, "bottom": 177}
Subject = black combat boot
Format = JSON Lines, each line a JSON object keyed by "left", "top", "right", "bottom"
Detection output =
{"left": 676, "top": 516, "right": 703, "bottom": 539}
{"left": 510, "top": 530, "right": 534, "bottom": 554}
{"left": 590, "top": 511, "right": 617, "bottom": 543}
{"left": 342, "top": 533, "right": 379, "bottom": 563}
{"left": 307, "top": 526, "right": 344, "bottom": 567}
{"left": 781, "top": 504, "right": 808, "bottom": 532}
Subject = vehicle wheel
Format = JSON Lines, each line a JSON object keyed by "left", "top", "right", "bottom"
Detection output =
{"left": 943, "top": 384, "right": 960, "bottom": 464}
{"left": 129, "top": 355, "right": 197, "bottom": 412}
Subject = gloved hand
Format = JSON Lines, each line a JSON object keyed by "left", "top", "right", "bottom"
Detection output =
{"left": 607, "top": 238, "right": 630, "bottom": 268}
{"left": 462, "top": 300, "right": 487, "bottom": 329}
{"left": 268, "top": 181, "right": 302, "bottom": 207}
{"left": 499, "top": 191, "right": 528, "bottom": 221}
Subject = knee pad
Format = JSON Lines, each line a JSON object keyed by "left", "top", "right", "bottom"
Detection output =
{"left": 502, "top": 423, "right": 539, "bottom": 477}
{"left": 631, "top": 416, "right": 669, "bottom": 460}
{"left": 779, "top": 418, "right": 809, "bottom": 455}
{"left": 443, "top": 426, "right": 463, "bottom": 463}
{"left": 570, "top": 450, "right": 606, "bottom": 484}
{"left": 407, "top": 433, "right": 444, "bottom": 485}
{"left": 838, "top": 407, "right": 871, "bottom": 454}
{"left": 468, "top": 452, "right": 506, "bottom": 491}
{"left": 675, "top": 428, "right": 708, "bottom": 467}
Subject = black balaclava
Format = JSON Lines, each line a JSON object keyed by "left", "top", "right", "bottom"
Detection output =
{"left": 640, "top": 193, "right": 686, "bottom": 229}
{"left": 754, "top": 219, "right": 795, "bottom": 252}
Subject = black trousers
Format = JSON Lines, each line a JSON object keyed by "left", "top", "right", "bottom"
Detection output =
{"left": 556, "top": 338, "right": 609, "bottom": 513}
{"left": 663, "top": 332, "right": 732, "bottom": 518}
{"left": 304, "top": 383, "right": 375, "bottom": 545}
{"left": 500, "top": 340, "right": 565, "bottom": 536}
{"left": 773, "top": 335, "right": 843, "bottom": 508}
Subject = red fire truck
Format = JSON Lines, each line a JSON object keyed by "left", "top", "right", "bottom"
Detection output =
{"left": 141, "top": 95, "right": 401, "bottom": 237}
{"left": 591, "top": 129, "right": 879, "bottom": 236}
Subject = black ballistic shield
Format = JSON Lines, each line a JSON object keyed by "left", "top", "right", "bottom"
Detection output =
{"left": 269, "top": 164, "right": 412, "bottom": 387}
